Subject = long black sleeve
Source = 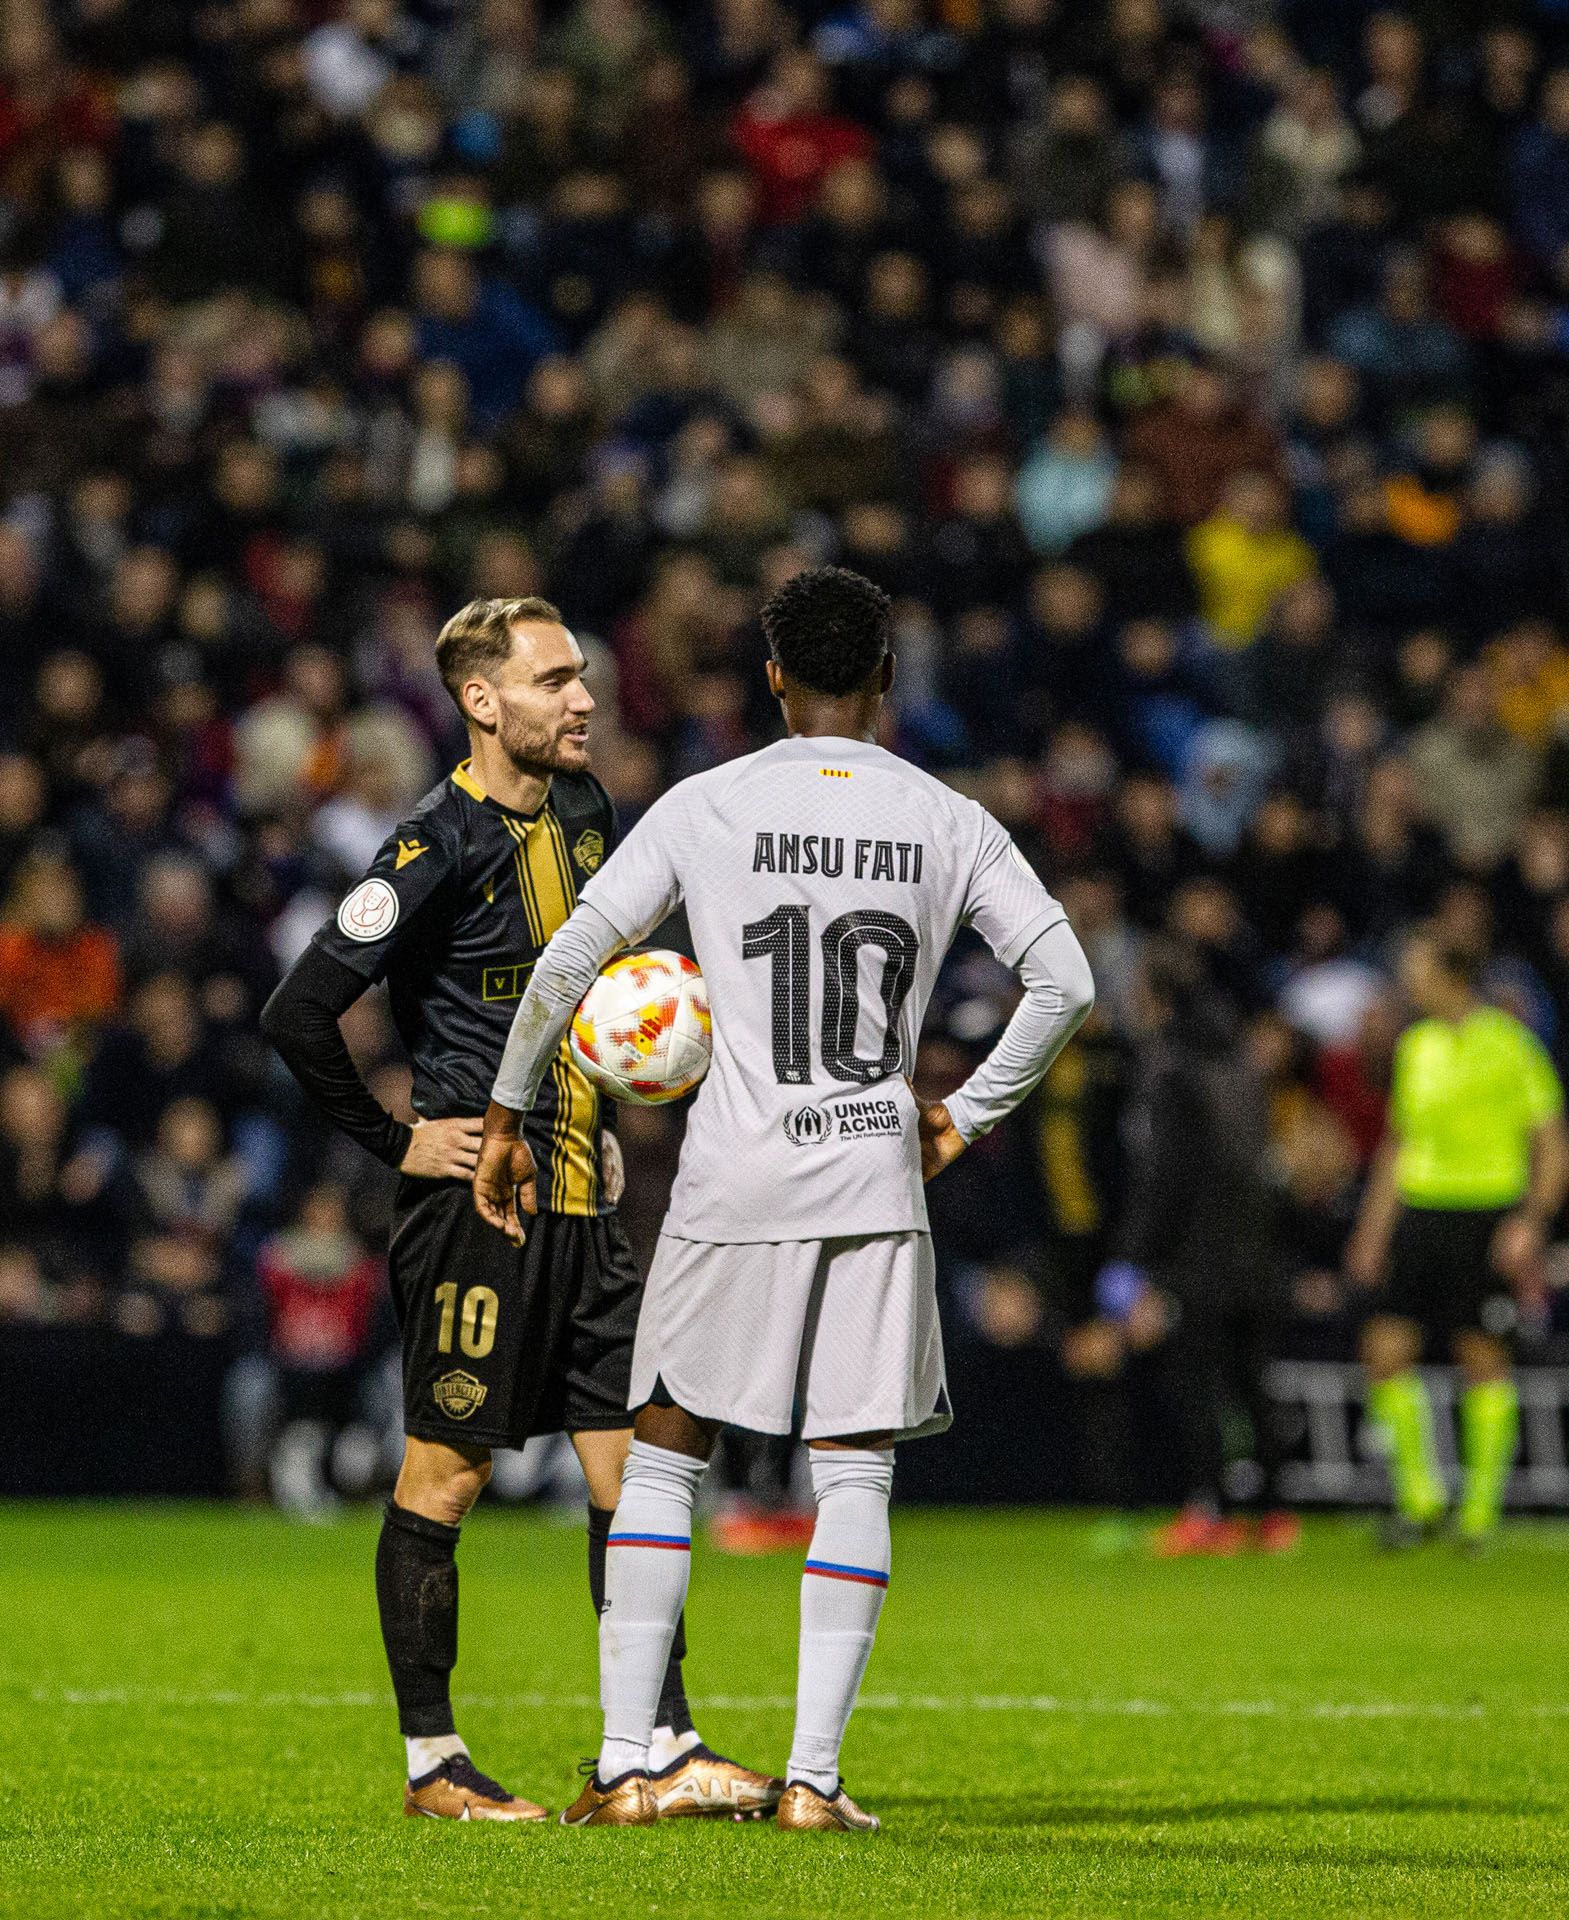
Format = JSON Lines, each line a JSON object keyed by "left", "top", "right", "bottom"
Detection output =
{"left": 260, "top": 943, "right": 413, "bottom": 1170}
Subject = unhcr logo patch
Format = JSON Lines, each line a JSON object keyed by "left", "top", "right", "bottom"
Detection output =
{"left": 783, "top": 1104, "right": 831, "bottom": 1146}
{"left": 784, "top": 1098, "right": 905, "bottom": 1147}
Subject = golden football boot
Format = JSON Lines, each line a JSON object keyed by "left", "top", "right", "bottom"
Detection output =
{"left": 559, "top": 1766, "right": 659, "bottom": 1827}
{"left": 649, "top": 1741, "right": 785, "bottom": 1820}
{"left": 403, "top": 1754, "right": 549, "bottom": 1822}
{"left": 775, "top": 1780, "right": 881, "bottom": 1832}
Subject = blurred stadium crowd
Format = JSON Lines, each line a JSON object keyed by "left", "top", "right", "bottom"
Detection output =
{"left": 6, "top": 0, "right": 1569, "bottom": 1505}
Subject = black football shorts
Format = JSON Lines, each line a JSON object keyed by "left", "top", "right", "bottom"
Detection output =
{"left": 389, "top": 1177, "right": 640, "bottom": 1448}
{"left": 1382, "top": 1204, "right": 1514, "bottom": 1349}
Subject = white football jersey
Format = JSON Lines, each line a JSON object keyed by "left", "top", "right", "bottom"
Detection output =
{"left": 580, "top": 734, "right": 1065, "bottom": 1242}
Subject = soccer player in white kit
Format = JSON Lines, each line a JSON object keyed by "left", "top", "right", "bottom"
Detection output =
{"left": 474, "top": 568, "right": 1095, "bottom": 1830}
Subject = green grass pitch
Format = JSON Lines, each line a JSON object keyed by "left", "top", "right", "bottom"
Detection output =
{"left": 5, "top": 1505, "right": 1569, "bottom": 1918}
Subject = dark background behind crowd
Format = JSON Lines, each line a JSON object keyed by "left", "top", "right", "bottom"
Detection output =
{"left": 7, "top": 0, "right": 1569, "bottom": 1507}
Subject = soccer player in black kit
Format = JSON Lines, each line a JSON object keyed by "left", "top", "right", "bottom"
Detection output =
{"left": 262, "top": 597, "right": 779, "bottom": 1821}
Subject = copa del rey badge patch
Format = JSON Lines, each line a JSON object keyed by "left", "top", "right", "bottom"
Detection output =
{"left": 337, "top": 877, "right": 400, "bottom": 942}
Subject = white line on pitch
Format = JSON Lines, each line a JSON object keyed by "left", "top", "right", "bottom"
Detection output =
{"left": 17, "top": 1686, "right": 1568, "bottom": 1721}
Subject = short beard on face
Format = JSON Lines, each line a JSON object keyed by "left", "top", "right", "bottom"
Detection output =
{"left": 496, "top": 705, "right": 583, "bottom": 775}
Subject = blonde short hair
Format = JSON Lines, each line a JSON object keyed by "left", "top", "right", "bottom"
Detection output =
{"left": 433, "top": 595, "right": 563, "bottom": 711}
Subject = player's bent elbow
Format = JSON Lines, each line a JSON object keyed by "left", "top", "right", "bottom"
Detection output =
{"left": 257, "top": 980, "right": 294, "bottom": 1050}
{"left": 1060, "top": 944, "right": 1096, "bottom": 1028}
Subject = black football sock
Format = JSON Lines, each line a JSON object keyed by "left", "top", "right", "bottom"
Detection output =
{"left": 656, "top": 1608, "right": 695, "bottom": 1737}
{"left": 589, "top": 1501, "right": 694, "bottom": 1738}
{"left": 376, "top": 1500, "right": 461, "bottom": 1737}
{"left": 587, "top": 1501, "right": 613, "bottom": 1615}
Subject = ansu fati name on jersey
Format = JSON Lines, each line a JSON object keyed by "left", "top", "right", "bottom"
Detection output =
{"left": 752, "top": 832, "right": 925, "bottom": 884}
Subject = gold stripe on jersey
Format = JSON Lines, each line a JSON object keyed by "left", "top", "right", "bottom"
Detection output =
{"left": 502, "top": 807, "right": 601, "bottom": 1216}
{"left": 523, "top": 811, "right": 574, "bottom": 940}
{"left": 502, "top": 813, "right": 560, "bottom": 1200}
{"left": 504, "top": 815, "right": 543, "bottom": 945}
{"left": 541, "top": 809, "right": 600, "bottom": 1215}
{"left": 549, "top": 1047, "right": 599, "bottom": 1214}
{"left": 556, "top": 1064, "right": 600, "bottom": 1214}
{"left": 517, "top": 814, "right": 570, "bottom": 1211}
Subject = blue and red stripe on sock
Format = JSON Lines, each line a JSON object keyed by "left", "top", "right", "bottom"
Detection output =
{"left": 606, "top": 1531, "right": 691, "bottom": 1550}
{"left": 803, "top": 1557, "right": 890, "bottom": 1588}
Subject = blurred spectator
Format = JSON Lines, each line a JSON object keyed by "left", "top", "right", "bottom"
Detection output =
{"left": 1014, "top": 406, "right": 1117, "bottom": 557}
{"left": 0, "top": 752, "right": 47, "bottom": 899}
{"left": 311, "top": 709, "right": 437, "bottom": 880}
{"left": 0, "top": 848, "right": 120, "bottom": 1062}
{"left": 1326, "top": 252, "right": 1470, "bottom": 422}
{"left": 411, "top": 248, "right": 558, "bottom": 427}
{"left": 118, "top": 1097, "right": 245, "bottom": 1340}
{"left": 1509, "top": 67, "right": 1569, "bottom": 277}
{"left": 1187, "top": 470, "right": 1317, "bottom": 650}
{"left": 1407, "top": 666, "right": 1540, "bottom": 871}
{"left": 1064, "top": 463, "right": 1196, "bottom": 625}
{"left": 1111, "top": 940, "right": 1295, "bottom": 1554}
{"left": 1485, "top": 622, "right": 1569, "bottom": 755}
{"left": 732, "top": 50, "right": 871, "bottom": 224}
{"left": 1125, "top": 361, "right": 1285, "bottom": 528}
{"left": 75, "top": 973, "right": 224, "bottom": 1158}
{"left": 1315, "top": 992, "right": 1401, "bottom": 1166}
{"left": 1179, "top": 721, "right": 1275, "bottom": 859}
{"left": 258, "top": 1181, "right": 384, "bottom": 1517}
{"left": 1278, "top": 904, "right": 1386, "bottom": 1048}
{"left": 1256, "top": 66, "right": 1359, "bottom": 233}
{"left": 0, "top": 1065, "right": 76, "bottom": 1282}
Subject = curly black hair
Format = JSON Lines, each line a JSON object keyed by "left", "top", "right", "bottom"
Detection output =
{"left": 760, "top": 566, "right": 892, "bottom": 696}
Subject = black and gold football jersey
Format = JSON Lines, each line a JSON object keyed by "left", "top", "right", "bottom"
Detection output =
{"left": 313, "top": 758, "right": 613, "bottom": 1215}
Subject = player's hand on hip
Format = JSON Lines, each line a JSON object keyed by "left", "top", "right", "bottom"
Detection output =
{"left": 399, "top": 1116, "right": 484, "bottom": 1180}
{"left": 910, "top": 1083, "right": 967, "bottom": 1183}
{"left": 601, "top": 1128, "right": 626, "bottom": 1208}
{"left": 472, "top": 1133, "right": 538, "bottom": 1245}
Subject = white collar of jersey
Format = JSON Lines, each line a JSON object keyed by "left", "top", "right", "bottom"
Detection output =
{"left": 772, "top": 735, "right": 883, "bottom": 758}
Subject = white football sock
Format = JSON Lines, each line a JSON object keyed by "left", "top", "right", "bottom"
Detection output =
{"left": 405, "top": 1730, "right": 467, "bottom": 1781}
{"left": 788, "top": 1449, "right": 893, "bottom": 1795}
{"left": 597, "top": 1440, "right": 706, "bottom": 1782}
{"left": 648, "top": 1725, "right": 703, "bottom": 1771}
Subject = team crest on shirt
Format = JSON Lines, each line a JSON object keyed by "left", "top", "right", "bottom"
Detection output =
{"left": 337, "top": 878, "right": 399, "bottom": 942}
{"left": 433, "top": 1370, "right": 487, "bottom": 1420}
{"left": 573, "top": 829, "right": 605, "bottom": 874}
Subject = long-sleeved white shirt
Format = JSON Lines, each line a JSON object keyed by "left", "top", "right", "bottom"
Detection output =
{"left": 493, "top": 735, "right": 1094, "bottom": 1241}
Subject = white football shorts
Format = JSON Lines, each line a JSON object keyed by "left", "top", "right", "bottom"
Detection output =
{"left": 629, "top": 1230, "right": 951, "bottom": 1443}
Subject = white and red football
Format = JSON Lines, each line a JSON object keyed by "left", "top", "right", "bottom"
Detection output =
{"left": 568, "top": 949, "right": 712, "bottom": 1105}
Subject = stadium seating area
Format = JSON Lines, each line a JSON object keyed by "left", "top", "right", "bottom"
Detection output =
{"left": 6, "top": 0, "right": 1569, "bottom": 1499}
